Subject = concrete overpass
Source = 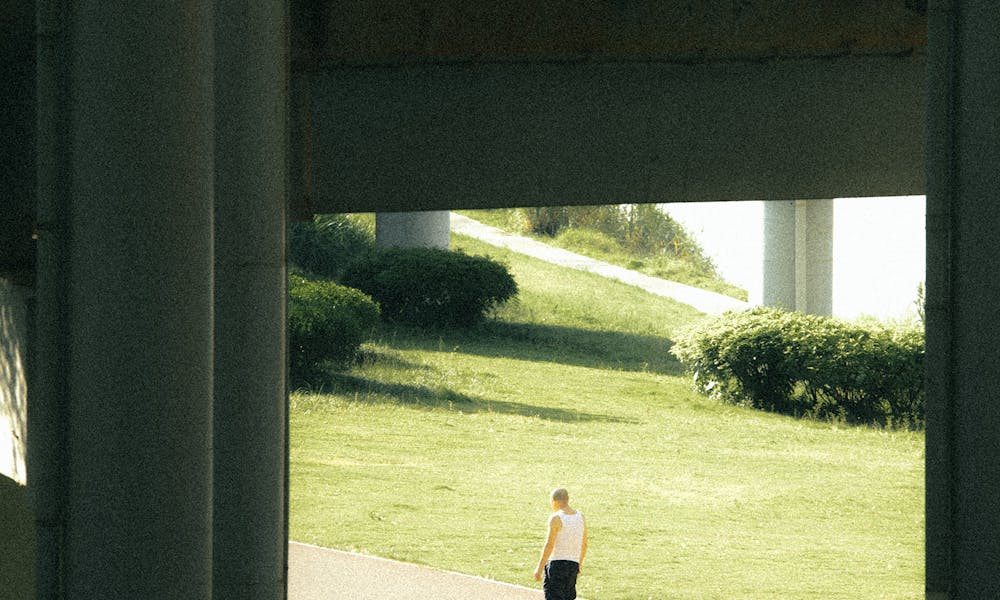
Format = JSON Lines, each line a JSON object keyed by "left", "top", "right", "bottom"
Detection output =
{"left": 1, "top": 1, "right": 996, "bottom": 598}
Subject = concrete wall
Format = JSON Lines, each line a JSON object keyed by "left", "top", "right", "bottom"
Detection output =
{"left": 0, "top": 278, "right": 29, "bottom": 485}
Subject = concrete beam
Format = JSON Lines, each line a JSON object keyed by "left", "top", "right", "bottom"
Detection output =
{"left": 297, "top": 53, "right": 925, "bottom": 214}
{"left": 291, "top": 0, "right": 926, "bottom": 66}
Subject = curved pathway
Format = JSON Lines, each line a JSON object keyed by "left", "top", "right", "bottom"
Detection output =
{"left": 450, "top": 213, "right": 751, "bottom": 315}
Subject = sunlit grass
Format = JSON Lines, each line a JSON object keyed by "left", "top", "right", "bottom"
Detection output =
{"left": 289, "top": 233, "right": 924, "bottom": 599}
{"left": 458, "top": 208, "right": 747, "bottom": 300}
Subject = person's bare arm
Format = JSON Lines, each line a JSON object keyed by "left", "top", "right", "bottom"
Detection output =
{"left": 533, "top": 513, "right": 563, "bottom": 581}
{"left": 578, "top": 516, "right": 588, "bottom": 573}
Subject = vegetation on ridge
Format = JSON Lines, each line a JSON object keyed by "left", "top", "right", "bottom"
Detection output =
{"left": 460, "top": 205, "right": 748, "bottom": 300}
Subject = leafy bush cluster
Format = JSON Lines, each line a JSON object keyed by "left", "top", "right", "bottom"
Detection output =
{"left": 341, "top": 247, "right": 518, "bottom": 327}
{"left": 671, "top": 307, "right": 925, "bottom": 428}
{"left": 518, "top": 204, "right": 718, "bottom": 275}
{"left": 288, "top": 214, "right": 375, "bottom": 281}
{"left": 288, "top": 274, "right": 380, "bottom": 379}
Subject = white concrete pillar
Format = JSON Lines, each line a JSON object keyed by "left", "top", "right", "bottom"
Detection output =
{"left": 926, "top": 2, "right": 1000, "bottom": 597}
{"left": 213, "top": 1, "right": 289, "bottom": 598}
{"left": 797, "top": 199, "right": 834, "bottom": 316}
{"left": 763, "top": 200, "right": 796, "bottom": 310}
{"left": 376, "top": 211, "right": 451, "bottom": 249}
{"left": 763, "top": 199, "right": 833, "bottom": 315}
{"left": 62, "top": 3, "right": 216, "bottom": 597}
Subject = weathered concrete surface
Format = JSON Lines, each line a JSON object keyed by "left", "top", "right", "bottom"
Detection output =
{"left": 292, "top": 0, "right": 925, "bottom": 66}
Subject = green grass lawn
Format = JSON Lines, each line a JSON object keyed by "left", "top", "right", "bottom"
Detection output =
{"left": 289, "top": 234, "right": 924, "bottom": 599}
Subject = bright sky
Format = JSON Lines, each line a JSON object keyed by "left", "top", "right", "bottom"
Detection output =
{"left": 663, "top": 197, "right": 926, "bottom": 321}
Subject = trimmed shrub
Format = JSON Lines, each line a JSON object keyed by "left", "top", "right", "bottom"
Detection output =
{"left": 288, "top": 274, "right": 380, "bottom": 377}
{"left": 671, "top": 307, "right": 924, "bottom": 428}
{"left": 288, "top": 214, "right": 374, "bottom": 280}
{"left": 340, "top": 247, "right": 518, "bottom": 327}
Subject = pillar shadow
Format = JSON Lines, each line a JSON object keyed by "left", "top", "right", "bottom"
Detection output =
{"left": 305, "top": 372, "right": 636, "bottom": 424}
{"left": 378, "top": 320, "right": 685, "bottom": 376}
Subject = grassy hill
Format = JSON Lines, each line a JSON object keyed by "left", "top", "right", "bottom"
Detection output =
{"left": 289, "top": 233, "right": 923, "bottom": 600}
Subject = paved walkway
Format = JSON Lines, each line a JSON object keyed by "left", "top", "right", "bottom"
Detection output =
{"left": 289, "top": 542, "right": 548, "bottom": 600}
{"left": 450, "top": 213, "right": 751, "bottom": 315}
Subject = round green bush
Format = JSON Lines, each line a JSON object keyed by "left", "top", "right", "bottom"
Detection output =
{"left": 288, "top": 274, "right": 380, "bottom": 376}
{"left": 671, "top": 307, "right": 924, "bottom": 428}
{"left": 340, "top": 247, "right": 518, "bottom": 327}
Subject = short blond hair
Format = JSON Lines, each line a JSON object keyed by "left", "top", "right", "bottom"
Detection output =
{"left": 550, "top": 488, "right": 569, "bottom": 503}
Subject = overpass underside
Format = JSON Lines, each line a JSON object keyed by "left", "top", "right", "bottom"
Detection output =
{"left": 2, "top": 1, "right": 998, "bottom": 598}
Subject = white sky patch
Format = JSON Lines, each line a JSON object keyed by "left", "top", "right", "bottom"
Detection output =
{"left": 662, "top": 197, "right": 925, "bottom": 321}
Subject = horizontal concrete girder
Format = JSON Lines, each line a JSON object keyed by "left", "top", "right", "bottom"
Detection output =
{"left": 296, "top": 53, "right": 925, "bottom": 213}
{"left": 291, "top": 0, "right": 926, "bottom": 65}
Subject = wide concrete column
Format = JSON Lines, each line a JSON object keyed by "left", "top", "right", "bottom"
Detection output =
{"left": 926, "top": 1, "right": 1000, "bottom": 598}
{"left": 213, "top": 1, "right": 289, "bottom": 598}
{"left": 375, "top": 211, "right": 451, "bottom": 249}
{"left": 762, "top": 199, "right": 833, "bottom": 315}
{"left": 62, "top": 3, "right": 215, "bottom": 597}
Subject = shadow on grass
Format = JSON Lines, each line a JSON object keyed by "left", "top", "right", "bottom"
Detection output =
{"left": 301, "top": 372, "right": 637, "bottom": 424}
{"left": 378, "top": 320, "right": 686, "bottom": 376}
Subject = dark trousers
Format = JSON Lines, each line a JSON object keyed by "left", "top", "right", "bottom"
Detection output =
{"left": 543, "top": 560, "right": 579, "bottom": 600}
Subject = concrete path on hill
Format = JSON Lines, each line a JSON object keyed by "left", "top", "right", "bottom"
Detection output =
{"left": 450, "top": 213, "right": 751, "bottom": 315}
{"left": 289, "top": 542, "right": 551, "bottom": 600}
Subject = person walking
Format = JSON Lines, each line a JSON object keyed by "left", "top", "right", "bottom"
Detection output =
{"left": 534, "top": 488, "right": 588, "bottom": 600}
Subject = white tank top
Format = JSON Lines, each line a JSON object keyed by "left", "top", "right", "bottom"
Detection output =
{"left": 550, "top": 510, "right": 585, "bottom": 563}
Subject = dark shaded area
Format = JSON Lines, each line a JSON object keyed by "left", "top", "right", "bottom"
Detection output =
{"left": 1, "top": 0, "right": 36, "bottom": 286}
{"left": 310, "top": 372, "right": 636, "bottom": 424}
{"left": 381, "top": 320, "right": 685, "bottom": 376}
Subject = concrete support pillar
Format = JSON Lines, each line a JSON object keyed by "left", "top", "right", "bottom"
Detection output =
{"left": 763, "top": 200, "right": 796, "bottom": 310}
{"left": 61, "top": 3, "right": 216, "bottom": 597}
{"left": 31, "top": 2, "right": 71, "bottom": 595}
{"left": 796, "top": 199, "right": 834, "bottom": 316}
{"left": 213, "top": 1, "right": 289, "bottom": 598}
{"left": 762, "top": 199, "right": 833, "bottom": 315}
{"left": 926, "top": 2, "right": 1000, "bottom": 598}
{"left": 375, "top": 211, "right": 451, "bottom": 249}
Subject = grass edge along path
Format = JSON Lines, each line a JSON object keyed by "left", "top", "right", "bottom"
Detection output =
{"left": 289, "top": 234, "right": 924, "bottom": 600}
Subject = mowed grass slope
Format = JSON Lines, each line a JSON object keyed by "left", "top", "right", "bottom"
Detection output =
{"left": 289, "top": 235, "right": 924, "bottom": 600}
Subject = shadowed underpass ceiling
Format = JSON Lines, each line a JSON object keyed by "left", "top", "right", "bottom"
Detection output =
{"left": 287, "top": 1, "right": 928, "bottom": 215}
